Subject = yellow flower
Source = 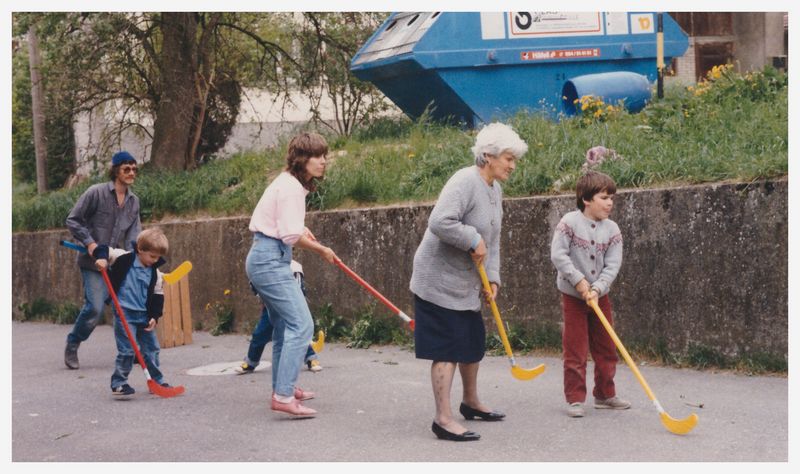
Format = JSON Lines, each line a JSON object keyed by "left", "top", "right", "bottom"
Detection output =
{"left": 537, "top": 142, "right": 544, "bottom": 147}
{"left": 224, "top": 289, "right": 231, "bottom": 296}
{"left": 407, "top": 153, "right": 415, "bottom": 159}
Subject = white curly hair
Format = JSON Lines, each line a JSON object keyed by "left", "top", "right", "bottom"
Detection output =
{"left": 471, "top": 122, "right": 529, "bottom": 167}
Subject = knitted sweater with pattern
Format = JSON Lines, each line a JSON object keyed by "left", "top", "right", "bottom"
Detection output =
{"left": 550, "top": 210, "right": 623, "bottom": 299}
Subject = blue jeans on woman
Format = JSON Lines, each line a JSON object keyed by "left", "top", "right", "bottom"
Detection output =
{"left": 67, "top": 269, "right": 109, "bottom": 345}
{"left": 245, "top": 233, "right": 314, "bottom": 398}
{"left": 245, "top": 305, "right": 317, "bottom": 367}
{"left": 110, "top": 308, "right": 163, "bottom": 390}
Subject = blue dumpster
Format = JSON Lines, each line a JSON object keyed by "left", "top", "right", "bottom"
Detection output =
{"left": 351, "top": 12, "right": 689, "bottom": 126}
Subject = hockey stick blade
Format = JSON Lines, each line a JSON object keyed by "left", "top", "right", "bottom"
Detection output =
{"left": 511, "top": 363, "right": 546, "bottom": 381}
{"left": 310, "top": 330, "right": 325, "bottom": 354}
{"left": 147, "top": 379, "right": 186, "bottom": 398}
{"left": 163, "top": 261, "right": 192, "bottom": 284}
{"left": 660, "top": 412, "right": 699, "bottom": 435}
{"left": 60, "top": 240, "right": 87, "bottom": 253}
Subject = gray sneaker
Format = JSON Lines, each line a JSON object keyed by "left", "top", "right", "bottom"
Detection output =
{"left": 64, "top": 342, "right": 80, "bottom": 370}
{"left": 567, "top": 402, "right": 585, "bottom": 418}
{"left": 594, "top": 396, "right": 631, "bottom": 410}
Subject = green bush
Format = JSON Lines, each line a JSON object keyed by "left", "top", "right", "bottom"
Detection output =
{"left": 16, "top": 298, "right": 80, "bottom": 324}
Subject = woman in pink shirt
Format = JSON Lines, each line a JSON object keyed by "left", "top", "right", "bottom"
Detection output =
{"left": 246, "top": 132, "right": 337, "bottom": 417}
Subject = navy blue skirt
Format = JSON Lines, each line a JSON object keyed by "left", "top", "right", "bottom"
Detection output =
{"left": 413, "top": 295, "right": 486, "bottom": 363}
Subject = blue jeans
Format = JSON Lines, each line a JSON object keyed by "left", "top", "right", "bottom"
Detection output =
{"left": 245, "top": 305, "right": 317, "bottom": 367}
{"left": 245, "top": 233, "right": 313, "bottom": 397}
{"left": 110, "top": 308, "right": 163, "bottom": 389}
{"left": 67, "top": 269, "right": 109, "bottom": 345}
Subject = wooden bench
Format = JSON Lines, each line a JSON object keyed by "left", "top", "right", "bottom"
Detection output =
{"left": 157, "top": 277, "right": 193, "bottom": 348}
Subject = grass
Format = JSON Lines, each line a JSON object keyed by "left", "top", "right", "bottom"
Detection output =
{"left": 14, "top": 298, "right": 81, "bottom": 325}
{"left": 12, "top": 66, "right": 787, "bottom": 231}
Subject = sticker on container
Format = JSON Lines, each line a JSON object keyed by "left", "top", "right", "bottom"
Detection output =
{"left": 509, "top": 12, "right": 602, "bottom": 38}
{"left": 631, "top": 13, "right": 655, "bottom": 34}
{"left": 604, "top": 12, "right": 629, "bottom": 35}
{"left": 520, "top": 48, "right": 601, "bottom": 61}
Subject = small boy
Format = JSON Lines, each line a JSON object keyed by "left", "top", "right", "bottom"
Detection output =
{"left": 237, "top": 260, "right": 323, "bottom": 374}
{"left": 93, "top": 227, "right": 171, "bottom": 398}
{"left": 550, "top": 171, "right": 629, "bottom": 418}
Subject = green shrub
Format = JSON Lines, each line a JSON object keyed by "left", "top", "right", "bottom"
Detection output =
{"left": 16, "top": 298, "right": 79, "bottom": 324}
{"left": 347, "top": 305, "right": 412, "bottom": 349}
{"left": 313, "top": 303, "right": 351, "bottom": 341}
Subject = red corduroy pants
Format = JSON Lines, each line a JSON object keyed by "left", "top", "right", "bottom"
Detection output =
{"left": 561, "top": 293, "right": 618, "bottom": 404}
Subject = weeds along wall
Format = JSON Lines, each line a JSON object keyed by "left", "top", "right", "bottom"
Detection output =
{"left": 12, "top": 179, "right": 787, "bottom": 361}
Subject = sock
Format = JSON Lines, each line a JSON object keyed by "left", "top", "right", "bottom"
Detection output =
{"left": 273, "top": 393, "right": 294, "bottom": 403}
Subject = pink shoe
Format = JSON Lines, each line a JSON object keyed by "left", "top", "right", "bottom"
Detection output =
{"left": 270, "top": 396, "right": 317, "bottom": 417}
{"left": 294, "top": 387, "right": 315, "bottom": 401}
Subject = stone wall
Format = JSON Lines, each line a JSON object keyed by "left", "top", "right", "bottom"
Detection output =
{"left": 11, "top": 179, "right": 787, "bottom": 360}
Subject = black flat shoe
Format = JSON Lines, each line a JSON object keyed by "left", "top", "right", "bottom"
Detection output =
{"left": 459, "top": 402, "right": 506, "bottom": 421}
{"left": 431, "top": 421, "right": 480, "bottom": 441}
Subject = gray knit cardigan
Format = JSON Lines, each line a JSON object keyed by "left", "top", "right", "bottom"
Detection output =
{"left": 550, "top": 209, "right": 623, "bottom": 299}
{"left": 410, "top": 166, "right": 502, "bottom": 312}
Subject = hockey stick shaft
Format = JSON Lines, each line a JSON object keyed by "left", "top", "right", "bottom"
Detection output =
{"left": 333, "top": 258, "right": 414, "bottom": 327}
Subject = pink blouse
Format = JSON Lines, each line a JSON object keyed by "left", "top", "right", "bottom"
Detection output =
{"left": 248, "top": 172, "right": 309, "bottom": 245}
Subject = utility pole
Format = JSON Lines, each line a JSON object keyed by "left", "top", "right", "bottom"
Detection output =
{"left": 28, "top": 23, "right": 48, "bottom": 193}
{"left": 657, "top": 13, "right": 664, "bottom": 99}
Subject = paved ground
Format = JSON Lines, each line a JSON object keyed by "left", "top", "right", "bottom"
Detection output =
{"left": 11, "top": 321, "right": 788, "bottom": 462}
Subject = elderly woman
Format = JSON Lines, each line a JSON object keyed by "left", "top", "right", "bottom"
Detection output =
{"left": 410, "top": 123, "right": 528, "bottom": 441}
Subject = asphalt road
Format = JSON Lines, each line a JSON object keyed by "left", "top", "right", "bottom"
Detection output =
{"left": 11, "top": 321, "right": 788, "bottom": 462}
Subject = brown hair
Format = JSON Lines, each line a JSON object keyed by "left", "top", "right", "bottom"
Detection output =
{"left": 137, "top": 227, "right": 169, "bottom": 255}
{"left": 576, "top": 171, "right": 617, "bottom": 211}
{"left": 284, "top": 132, "right": 328, "bottom": 191}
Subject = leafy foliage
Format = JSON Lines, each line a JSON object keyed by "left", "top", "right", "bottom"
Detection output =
{"left": 207, "top": 289, "right": 235, "bottom": 336}
{"left": 16, "top": 298, "right": 80, "bottom": 324}
{"left": 11, "top": 28, "right": 76, "bottom": 188}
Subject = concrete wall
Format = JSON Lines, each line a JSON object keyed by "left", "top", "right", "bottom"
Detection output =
{"left": 734, "top": 12, "right": 786, "bottom": 72}
{"left": 12, "top": 179, "right": 787, "bottom": 360}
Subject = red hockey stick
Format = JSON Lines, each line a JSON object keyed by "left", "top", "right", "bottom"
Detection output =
{"left": 333, "top": 257, "right": 415, "bottom": 331}
{"left": 99, "top": 268, "right": 185, "bottom": 398}
{"left": 304, "top": 233, "right": 414, "bottom": 330}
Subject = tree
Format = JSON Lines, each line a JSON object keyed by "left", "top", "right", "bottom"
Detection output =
{"left": 12, "top": 15, "right": 76, "bottom": 189}
{"left": 13, "top": 12, "right": 295, "bottom": 172}
{"left": 11, "top": 12, "right": 392, "bottom": 178}
{"left": 27, "top": 23, "right": 48, "bottom": 193}
{"left": 283, "top": 13, "right": 392, "bottom": 136}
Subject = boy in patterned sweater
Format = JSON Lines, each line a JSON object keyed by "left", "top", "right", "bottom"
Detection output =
{"left": 550, "top": 171, "right": 630, "bottom": 418}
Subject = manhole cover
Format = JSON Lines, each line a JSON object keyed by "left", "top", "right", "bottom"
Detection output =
{"left": 186, "top": 361, "right": 271, "bottom": 376}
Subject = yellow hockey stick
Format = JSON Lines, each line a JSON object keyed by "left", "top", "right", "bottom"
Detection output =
{"left": 476, "top": 263, "right": 545, "bottom": 381}
{"left": 588, "top": 299, "right": 698, "bottom": 435}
